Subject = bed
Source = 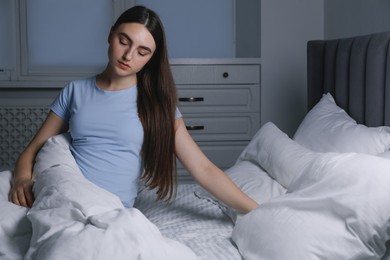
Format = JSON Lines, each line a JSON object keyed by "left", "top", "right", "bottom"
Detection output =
{"left": 1, "top": 30, "right": 390, "bottom": 259}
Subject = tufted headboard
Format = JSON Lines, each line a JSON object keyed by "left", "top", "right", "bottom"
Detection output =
{"left": 307, "top": 31, "right": 390, "bottom": 127}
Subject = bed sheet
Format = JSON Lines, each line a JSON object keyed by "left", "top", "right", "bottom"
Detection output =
{"left": 134, "top": 184, "right": 242, "bottom": 260}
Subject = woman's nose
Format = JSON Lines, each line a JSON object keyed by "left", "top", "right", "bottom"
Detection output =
{"left": 123, "top": 48, "right": 134, "bottom": 61}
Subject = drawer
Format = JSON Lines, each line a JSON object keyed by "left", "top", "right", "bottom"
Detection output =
{"left": 171, "top": 64, "right": 260, "bottom": 85}
{"left": 182, "top": 113, "right": 260, "bottom": 142}
{"left": 177, "top": 84, "right": 260, "bottom": 113}
{"left": 176, "top": 141, "right": 248, "bottom": 182}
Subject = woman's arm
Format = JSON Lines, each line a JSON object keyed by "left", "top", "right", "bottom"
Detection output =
{"left": 9, "top": 111, "right": 68, "bottom": 207}
{"left": 174, "top": 118, "right": 258, "bottom": 214}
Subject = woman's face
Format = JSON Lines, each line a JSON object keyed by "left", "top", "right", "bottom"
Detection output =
{"left": 108, "top": 22, "right": 156, "bottom": 77}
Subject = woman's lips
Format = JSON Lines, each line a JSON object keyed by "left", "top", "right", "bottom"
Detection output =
{"left": 118, "top": 61, "right": 130, "bottom": 69}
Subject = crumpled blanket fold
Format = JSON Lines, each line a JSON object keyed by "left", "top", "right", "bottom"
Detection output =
{"left": 1, "top": 133, "right": 197, "bottom": 260}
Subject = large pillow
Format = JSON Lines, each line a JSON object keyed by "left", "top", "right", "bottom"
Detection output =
{"left": 232, "top": 122, "right": 390, "bottom": 260}
{"left": 195, "top": 161, "right": 285, "bottom": 222}
{"left": 293, "top": 93, "right": 390, "bottom": 154}
{"left": 194, "top": 123, "right": 287, "bottom": 223}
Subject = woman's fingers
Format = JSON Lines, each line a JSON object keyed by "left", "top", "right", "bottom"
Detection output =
{"left": 9, "top": 190, "right": 21, "bottom": 206}
{"left": 9, "top": 181, "right": 34, "bottom": 207}
{"left": 24, "top": 184, "right": 34, "bottom": 207}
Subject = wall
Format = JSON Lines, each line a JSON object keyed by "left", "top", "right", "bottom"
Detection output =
{"left": 236, "top": 0, "right": 261, "bottom": 58}
{"left": 261, "top": 0, "right": 324, "bottom": 136}
{"left": 262, "top": 0, "right": 390, "bottom": 137}
{"left": 264, "top": 0, "right": 390, "bottom": 137}
{"left": 325, "top": 0, "right": 390, "bottom": 39}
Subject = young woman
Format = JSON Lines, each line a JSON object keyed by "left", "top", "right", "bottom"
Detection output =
{"left": 9, "top": 6, "right": 258, "bottom": 213}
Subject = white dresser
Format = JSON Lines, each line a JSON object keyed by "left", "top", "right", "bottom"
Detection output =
{"left": 171, "top": 59, "right": 261, "bottom": 182}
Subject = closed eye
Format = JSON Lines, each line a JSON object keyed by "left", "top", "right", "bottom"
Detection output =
{"left": 117, "top": 32, "right": 154, "bottom": 56}
{"left": 138, "top": 48, "right": 150, "bottom": 56}
{"left": 118, "top": 34, "right": 130, "bottom": 46}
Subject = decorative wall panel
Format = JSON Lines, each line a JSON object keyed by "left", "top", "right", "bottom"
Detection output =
{"left": 0, "top": 107, "right": 49, "bottom": 169}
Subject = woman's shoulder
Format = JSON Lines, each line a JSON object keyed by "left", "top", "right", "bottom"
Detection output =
{"left": 62, "top": 76, "right": 96, "bottom": 92}
{"left": 66, "top": 76, "right": 95, "bottom": 87}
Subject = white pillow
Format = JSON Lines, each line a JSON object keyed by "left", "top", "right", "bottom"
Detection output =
{"left": 195, "top": 161, "right": 285, "bottom": 222}
{"left": 240, "top": 122, "right": 316, "bottom": 189}
{"left": 378, "top": 151, "right": 390, "bottom": 160}
{"left": 225, "top": 162, "right": 286, "bottom": 206}
{"left": 232, "top": 122, "right": 390, "bottom": 260}
{"left": 195, "top": 123, "right": 287, "bottom": 223}
{"left": 293, "top": 93, "right": 390, "bottom": 154}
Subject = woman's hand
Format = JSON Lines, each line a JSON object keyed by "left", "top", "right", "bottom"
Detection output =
{"left": 9, "top": 111, "right": 68, "bottom": 208}
{"left": 9, "top": 178, "right": 35, "bottom": 208}
{"left": 174, "top": 118, "right": 259, "bottom": 214}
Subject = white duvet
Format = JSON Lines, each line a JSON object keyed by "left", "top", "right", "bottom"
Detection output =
{"left": 232, "top": 122, "right": 390, "bottom": 260}
{"left": 2, "top": 123, "right": 390, "bottom": 260}
{"left": 0, "top": 134, "right": 197, "bottom": 260}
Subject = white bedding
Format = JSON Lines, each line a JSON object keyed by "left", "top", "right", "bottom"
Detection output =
{"left": 232, "top": 122, "right": 390, "bottom": 260}
{"left": 0, "top": 134, "right": 197, "bottom": 260}
{"left": 2, "top": 93, "right": 390, "bottom": 259}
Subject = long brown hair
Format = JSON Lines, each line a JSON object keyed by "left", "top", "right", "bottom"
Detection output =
{"left": 112, "top": 6, "right": 177, "bottom": 200}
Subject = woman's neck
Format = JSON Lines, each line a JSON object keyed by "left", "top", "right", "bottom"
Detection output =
{"left": 96, "top": 71, "right": 137, "bottom": 91}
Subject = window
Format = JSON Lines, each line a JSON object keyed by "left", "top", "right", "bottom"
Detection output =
{"left": 0, "top": 0, "right": 132, "bottom": 85}
{"left": 135, "top": 0, "right": 235, "bottom": 59}
{"left": 0, "top": 0, "right": 260, "bottom": 87}
{"left": 24, "top": 0, "right": 113, "bottom": 75}
{"left": 134, "top": 0, "right": 261, "bottom": 59}
{"left": 0, "top": 0, "right": 16, "bottom": 81}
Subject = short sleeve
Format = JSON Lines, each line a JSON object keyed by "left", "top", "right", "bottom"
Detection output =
{"left": 175, "top": 107, "right": 182, "bottom": 119}
{"left": 50, "top": 83, "right": 72, "bottom": 122}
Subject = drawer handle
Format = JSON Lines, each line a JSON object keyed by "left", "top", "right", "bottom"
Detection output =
{"left": 179, "top": 97, "right": 204, "bottom": 102}
{"left": 186, "top": 125, "right": 204, "bottom": 131}
{"left": 223, "top": 72, "right": 229, "bottom": 78}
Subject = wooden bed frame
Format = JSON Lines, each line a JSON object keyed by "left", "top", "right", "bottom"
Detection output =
{"left": 307, "top": 30, "right": 390, "bottom": 127}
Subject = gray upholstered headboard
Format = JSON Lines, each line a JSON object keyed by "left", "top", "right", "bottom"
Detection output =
{"left": 307, "top": 31, "right": 390, "bottom": 127}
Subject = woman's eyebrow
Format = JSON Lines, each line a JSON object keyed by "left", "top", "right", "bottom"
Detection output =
{"left": 118, "top": 32, "right": 153, "bottom": 53}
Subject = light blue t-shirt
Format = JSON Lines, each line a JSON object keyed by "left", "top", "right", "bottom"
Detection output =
{"left": 51, "top": 76, "right": 181, "bottom": 207}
